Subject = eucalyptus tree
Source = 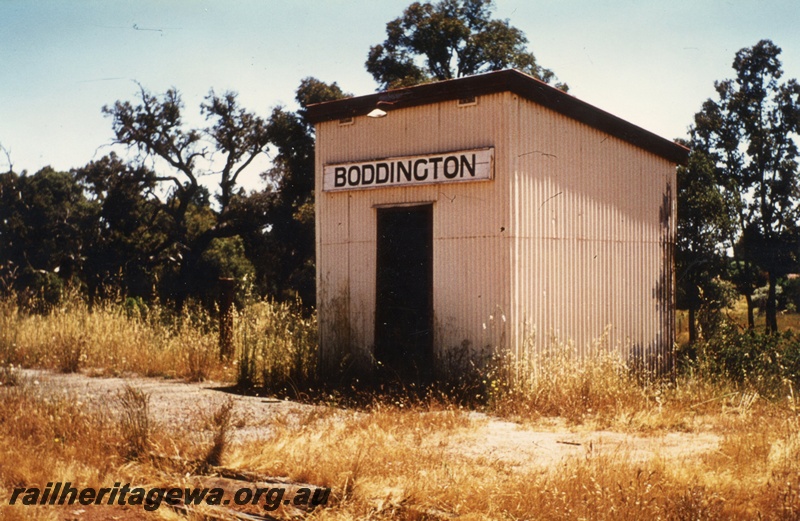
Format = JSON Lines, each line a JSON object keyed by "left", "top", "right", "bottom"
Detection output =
{"left": 692, "top": 40, "right": 800, "bottom": 332}
{"left": 103, "top": 86, "right": 271, "bottom": 306}
{"left": 366, "top": 0, "right": 566, "bottom": 90}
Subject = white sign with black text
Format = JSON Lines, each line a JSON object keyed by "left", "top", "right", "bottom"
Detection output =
{"left": 323, "top": 147, "right": 494, "bottom": 192}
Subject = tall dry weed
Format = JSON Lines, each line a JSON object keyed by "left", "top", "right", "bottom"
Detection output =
{"left": 236, "top": 298, "right": 317, "bottom": 390}
{"left": 2, "top": 289, "right": 320, "bottom": 388}
{"left": 203, "top": 398, "right": 235, "bottom": 467}
{"left": 117, "top": 385, "right": 151, "bottom": 461}
{"left": 486, "top": 331, "right": 649, "bottom": 423}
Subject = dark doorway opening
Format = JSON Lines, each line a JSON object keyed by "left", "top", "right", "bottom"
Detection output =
{"left": 375, "top": 204, "right": 433, "bottom": 382}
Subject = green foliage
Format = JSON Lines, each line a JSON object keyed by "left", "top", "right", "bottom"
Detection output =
{"left": 200, "top": 236, "right": 255, "bottom": 281}
{"left": 74, "top": 153, "right": 165, "bottom": 301}
{"left": 21, "top": 270, "right": 65, "bottom": 313}
{"left": 693, "top": 326, "right": 800, "bottom": 397}
{"left": 3, "top": 79, "right": 344, "bottom": 309}
{"left": 249, "top": 77, "right": 349, "bottom": 305}
{"left": 676, "top": 146, "right": 733, "bottom": 342}
{"left": 695, "top": 277, "right": 738, "bottom": 340}
{"left": 781, "top": 277, "right": 800, "bottom": 312}
{"left": 123, "top": 296, "right": 149, "bottom": 320}
{"left": 366, "top": 0, "right": 566, "bottom": 90}
{"left": 4, "top": 87, "right": 277, "bottom": 310}
{"left": 0, "top": 167, "right": 92, "bottom": 310}
{"left": 753, "top": 283, "right": 784, "bottom": 312}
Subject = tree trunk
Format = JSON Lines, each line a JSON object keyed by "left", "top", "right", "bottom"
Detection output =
{"left": 744, "top": 293, "right": 755, "bottom": 330}
{"left": 174, "top": 244, "right": 207, "bottom": 310}
{"left": 688, "top": 306, "right": 698, "bottom": 344}
{"left": 765, "top": 272, "right": 778, "bottom": 333}
{"left": 218, "top": 277, "right": 236, "bottom": 360}
{"left": 87, "top": 280, "right": 97, "bottom": 313}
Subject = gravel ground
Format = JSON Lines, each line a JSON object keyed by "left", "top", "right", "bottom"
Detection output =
{"left": 18, "top": 369, "right": 323, "bottom": 443}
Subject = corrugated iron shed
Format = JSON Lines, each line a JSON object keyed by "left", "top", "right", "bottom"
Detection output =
{"left": 309, "top": 69, "right": 688, "bottom": 381}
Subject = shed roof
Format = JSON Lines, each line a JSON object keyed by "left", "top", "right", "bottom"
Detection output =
{"left": 306, "top": 69, "right": 689, "bottom": 165}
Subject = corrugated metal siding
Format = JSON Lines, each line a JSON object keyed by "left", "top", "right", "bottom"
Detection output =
{"left": 316, "top": 93, "right": 515, "bottom": 373}
{"left": 508, "top": 95, "right": 676, "bottom": 373}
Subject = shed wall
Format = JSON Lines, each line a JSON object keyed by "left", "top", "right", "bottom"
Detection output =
{"left": 508, "top": 95, "right": 676, "bottom": 371}
{"left": 315, "top": 93, "right": 515, "bottom": 373}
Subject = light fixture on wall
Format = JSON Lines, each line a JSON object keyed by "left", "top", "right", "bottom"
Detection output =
{"left": 367, "top": 99, "right": 396, "bottom": 118}
{"left": 367, "top": 108, "right": 388, "bottom": 118}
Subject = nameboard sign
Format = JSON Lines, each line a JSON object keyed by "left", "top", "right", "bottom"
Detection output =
{"left": 323, "top": 147, "right": 494, "bottom": 192}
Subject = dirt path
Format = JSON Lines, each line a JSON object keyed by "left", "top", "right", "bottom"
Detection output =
{"left": 20, "top": 369, "right": 318, "bottom": 442}
{"left": 456, "top": 413, "right": 720, "bottom": 468}
{"left": 20, "top": 369, "right": 721, "bottom": 470}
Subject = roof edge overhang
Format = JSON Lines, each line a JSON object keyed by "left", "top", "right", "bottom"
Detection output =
{"left": 305, "top": 69, "right": 689, "bottom": 166}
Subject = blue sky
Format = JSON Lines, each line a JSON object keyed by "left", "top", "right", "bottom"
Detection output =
{"left": 1, "top": 0, "right": 798, "bottom": 190}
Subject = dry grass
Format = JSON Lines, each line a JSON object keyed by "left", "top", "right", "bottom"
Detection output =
{"left": 486, "top": 334, "right": 651, "bottom": 424}
{"left": 222, "top": 397, "right": 800, "bottom": 520}
{"left": 0, "top": 292, "right": 314, "bottom": 387}
{"left": 0, "top": 294, "right": 225, "bottom": 380}
{"left": 118, "top": 385, "right": 152, "bottom": 461}
{"left": 202, "top": 398, "right": 235, "bottom": 467}
{"left": 236, "top": 298, "right": 317, "bottom": 390}
{"left": 0, "top": 376, "right": 215, "bottom": 520}
{"left": 0, "top": 377, "right": 125, "bottom": 519}
{"left": 676, "top": 298, "right": 800, "bottom": 344}
{"left": 1, "top": 295, "right": 800, "bottom": 519}
{"left": 1, "top": 367, "right": 799, "bottom": 519}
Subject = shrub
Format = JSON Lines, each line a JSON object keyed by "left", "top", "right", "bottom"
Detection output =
{"left": 753, "top": 283, "right": 785, "bottom": 313}
{"left": 693, "top": 325, "right": 800, "bottom": 397}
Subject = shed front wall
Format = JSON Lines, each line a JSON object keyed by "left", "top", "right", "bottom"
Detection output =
{"left": 315, "top": 93, "right": 514, "bottom": 374}
{"left": 508, "top": 95, "right": 676, "bottom": 371}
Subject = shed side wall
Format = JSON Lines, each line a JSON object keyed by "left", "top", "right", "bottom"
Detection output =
{"left": 509, "top": 94, "right": 676, "bottom": 372}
